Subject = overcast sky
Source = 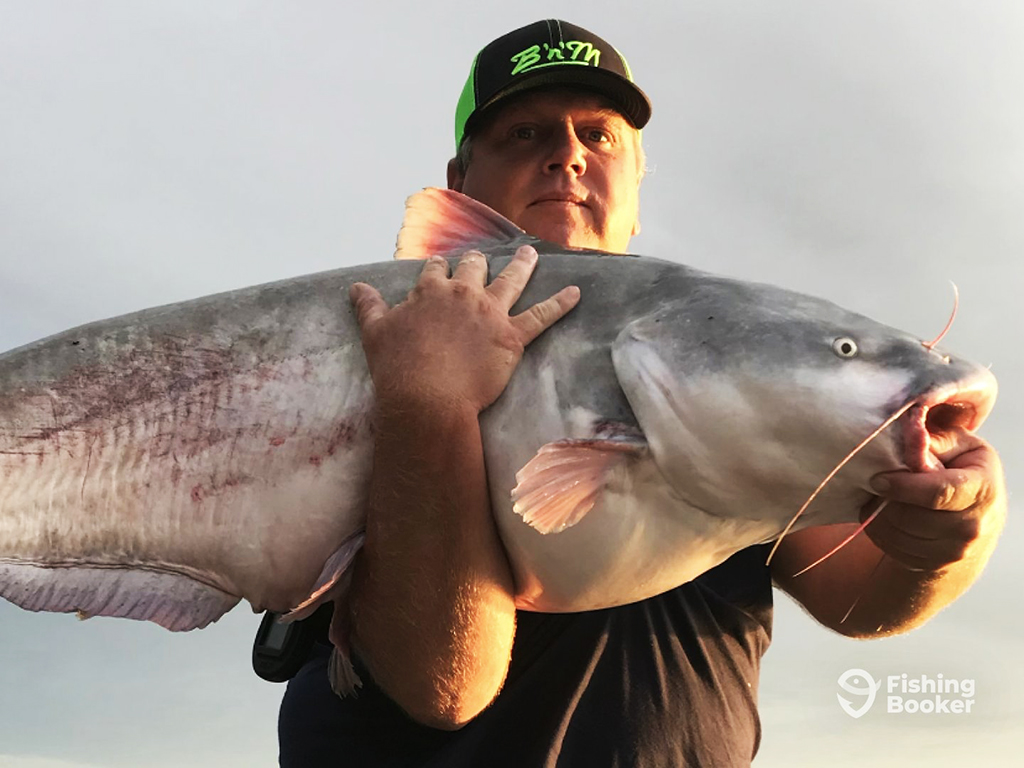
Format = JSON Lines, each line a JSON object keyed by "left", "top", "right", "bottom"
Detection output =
{"left": 0, "top": 2, "right": 1021, "bottom": 766}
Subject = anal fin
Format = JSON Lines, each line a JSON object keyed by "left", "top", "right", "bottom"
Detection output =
{"left": 0, "top": 562, "right": 240, "bottom": 631}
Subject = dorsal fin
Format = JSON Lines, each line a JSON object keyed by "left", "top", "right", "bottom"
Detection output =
{"left": 394, "top": 188, "right": 526, "bottom": 260}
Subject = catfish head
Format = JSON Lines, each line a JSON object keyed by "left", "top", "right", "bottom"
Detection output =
{"left": 610, "top": 275, "right": 997, "bottom": 534}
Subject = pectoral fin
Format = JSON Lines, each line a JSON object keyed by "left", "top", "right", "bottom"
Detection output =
{"left": 512, "top": 439, "right": 648, "bottom": 534}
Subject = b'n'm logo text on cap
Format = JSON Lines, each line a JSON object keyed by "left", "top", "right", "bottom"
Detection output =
{"left": 509, "top": 40, "right": 602, "bottom": 76}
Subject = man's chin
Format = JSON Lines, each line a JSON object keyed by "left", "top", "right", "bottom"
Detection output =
{"left": 521, "top": 213, "right": 600, "bottom": 251}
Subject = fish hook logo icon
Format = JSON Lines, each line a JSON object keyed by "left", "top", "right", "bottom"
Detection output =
{"left": 837, "top": 668, "right": 880, "bottom": 718}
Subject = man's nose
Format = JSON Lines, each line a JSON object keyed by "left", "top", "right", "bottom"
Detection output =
{"left": 544, "top": 127, "right": 587, "bottom": 175}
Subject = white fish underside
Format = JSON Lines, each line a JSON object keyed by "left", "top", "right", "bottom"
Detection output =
{"left": 0, "top": 322, "right": 378, "bottom": 627}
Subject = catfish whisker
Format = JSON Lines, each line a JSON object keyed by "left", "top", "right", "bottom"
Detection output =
{"left": 765, "top": 399, "right": 916, "bottom": 566}
{"left": 841, "top": 553, "right": 889, "bottom": 625}
{"left": 922, "top": 281, "right": 959, "bottom": 351}
{"left": 789, "top": 499, "right": 889, "bottom": 577}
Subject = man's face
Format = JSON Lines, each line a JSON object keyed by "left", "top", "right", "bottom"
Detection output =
{"left": 447, "top": 89, "right": 643, "bottom": 254}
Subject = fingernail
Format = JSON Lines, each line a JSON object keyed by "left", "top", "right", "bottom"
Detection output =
{"left": 518, "top": 245, "right": 538, "bottom": 262}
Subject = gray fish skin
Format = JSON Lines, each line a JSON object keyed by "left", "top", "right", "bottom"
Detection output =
{"left": 0, "top": 245, "right": 997, "bottom": 631}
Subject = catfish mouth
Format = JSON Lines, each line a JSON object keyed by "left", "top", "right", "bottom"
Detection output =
{"left": 900, "top": 375, "right": 996, "bottom": 472}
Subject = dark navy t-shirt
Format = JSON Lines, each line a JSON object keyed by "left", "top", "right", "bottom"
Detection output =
{"left": 279, "top": 544, "right": 773, "bottom": 767}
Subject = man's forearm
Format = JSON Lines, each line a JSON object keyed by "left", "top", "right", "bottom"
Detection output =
{"left": 343, "top": 249, "right": 578, "bottom": 729}
{"left": 348, "top": 400, "right": 517, "bottom": 729}
{"left": 773, "top": 519, "right": 1002, "bottom": 637}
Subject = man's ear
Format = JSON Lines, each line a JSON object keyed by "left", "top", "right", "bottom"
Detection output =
{"left": 632, "top": 217, "right": 641, "bottom": 237}
{"left": 447, "top": 158, "right": 465, "bottom": 191}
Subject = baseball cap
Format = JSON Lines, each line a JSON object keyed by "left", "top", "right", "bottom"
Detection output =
{"left": 454, "top": 19, "right": 651, "bottom": 149}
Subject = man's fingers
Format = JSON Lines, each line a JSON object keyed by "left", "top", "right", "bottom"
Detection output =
{"left": 862, "top": 431, "right": 1007, "bottom": 571}
{"left": 488, "top": 245, "right": 539, "bottom": 309}
{"left": 877, "top": 469, "right": 988, "bottom": 512}
{"left": 862, "top": 502, "right": 957, "bottom": 545}
{"left": 512, "top": 285, "right": 581, "bottom": 346}
{"left": 418, "top": 255, "right": 451, "bottom": 283}
{"left": 452, "top": 250, "right": 488, "bottom": 285}
{"left": 871, "top": 435, "right": 1002, "bottom": 512}
{"left": 933, "top": 432, "right": 999, "bottom": 473}
{"left": 861, "top": 509, "right": 970, "bottom": 570}
{"left": 349, "top": 282, "right": 389, "bottom": 329}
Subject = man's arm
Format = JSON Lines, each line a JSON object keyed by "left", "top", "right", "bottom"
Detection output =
{"left": 772, "top": 431, "right": 1006, "bottom": 636}
{"left": 346, "top": 248, "right": 579, "bottom": 729}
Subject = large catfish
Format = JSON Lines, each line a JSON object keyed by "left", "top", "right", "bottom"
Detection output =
{"left": 0, "top": 189, "right": 997, "bottom": 691}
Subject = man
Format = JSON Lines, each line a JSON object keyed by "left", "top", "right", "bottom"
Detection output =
{"left": 279, "top": 20, "right": 1005, "bottom": 766}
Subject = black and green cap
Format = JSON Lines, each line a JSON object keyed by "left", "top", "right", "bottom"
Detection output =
{"left": 454, "top": 19, "right": 651, "bottom": 149}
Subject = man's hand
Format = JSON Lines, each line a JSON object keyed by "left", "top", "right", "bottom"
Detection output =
{"left": 345, "top": 246, "right": 580, "bottom": 730}
{"left": 350, "top": 245, "right": 580, "bottom": 413}
{"left": 772, "top": 432, "right": 1006, "bottom": 636}
{"left": 863, "top": 430, "right": 1006, "bottom": 573}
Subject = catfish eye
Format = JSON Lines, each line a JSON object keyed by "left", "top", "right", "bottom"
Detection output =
{"left": 832, "top": 337, "right": 858, "bottom": 358}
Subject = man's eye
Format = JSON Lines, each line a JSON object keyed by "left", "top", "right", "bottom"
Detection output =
{"left": 512, "top": 126, "right": 535, "bottom": 140}
{"left": 585, "top": 129, "right": 611, "bottom": 143}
